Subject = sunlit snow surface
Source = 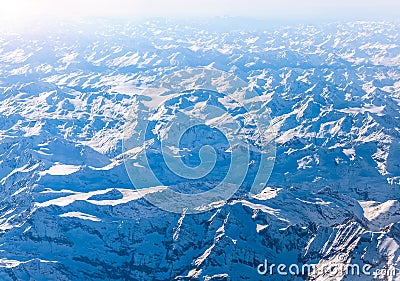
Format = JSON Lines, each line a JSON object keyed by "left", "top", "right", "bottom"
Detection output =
{"left": 0, "top": 19, "right": 399, "bottom": 280}
{"left": 39, "top": 163, "right": 81, "bottom": 176}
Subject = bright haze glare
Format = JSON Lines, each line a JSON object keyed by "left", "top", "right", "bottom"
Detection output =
{"left": 0, "top": 0, "right": 399, "bottom": 25}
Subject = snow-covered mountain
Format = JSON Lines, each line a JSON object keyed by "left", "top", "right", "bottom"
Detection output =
{"left": 0, "top": 19, "right": 399, "bottom": 280}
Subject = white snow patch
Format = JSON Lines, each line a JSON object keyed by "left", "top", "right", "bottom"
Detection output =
{"left": 0, "top": 258, "right": 57, "bottom": 268}
{"left": 338, "top": 105, "right": 385, "bottom": 115}
{"left": 60, "top": 212, "right": 101, "bottom": 222}
{"left": 343, "top": 148, "right": 356, "bottom": 161}
{"left": 252, "top": 187, "right": 282, "bottom": 200}
{"left": 36, "top": 186, "right": 167, "bottom": 208}
{"left": 359, "top": 200, "right": 397, "bottom": 221}
{"left": 39, "top": 163, "right": 81, "bottom": 176}
{"left": 256, "top": 224, "right": 268, "bottom": 233}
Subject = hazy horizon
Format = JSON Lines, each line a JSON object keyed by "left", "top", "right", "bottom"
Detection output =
{"left": 0, "top": 0, "right": 399, "bottom": 25}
